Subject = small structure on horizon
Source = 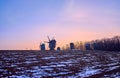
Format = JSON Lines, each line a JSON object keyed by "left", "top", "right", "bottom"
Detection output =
{"left": 57, "top": 47, "right": 61, "bottom": 51}
{"left": 40, "top": 42, "right": 45, "bottom": 50}
{"left": 70, "top": 43, "right": 75, "bottom": 50}
{"left": 85, "top": 43, "right": 92, "bottom": 50}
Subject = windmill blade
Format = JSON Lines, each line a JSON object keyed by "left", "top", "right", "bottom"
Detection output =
{"left": 44, "top": 41, "right": 49, "bottom": 43}
{"left": 40, "top": 42, "right": 42, "bottom": 45}
{"left": 47, "top": 36, "right": 50, "bottom": 41}
{"left": 52, "top": 37, "right": 54, "bottom": 40}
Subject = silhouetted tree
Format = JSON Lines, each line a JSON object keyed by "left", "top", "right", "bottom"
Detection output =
{"left": 90, "top": 36, "right": 120, "bottom": 51}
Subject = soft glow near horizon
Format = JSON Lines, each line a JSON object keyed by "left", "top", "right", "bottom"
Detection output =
{"left": 0, "top": 0, "right": 120, "bottom": 50}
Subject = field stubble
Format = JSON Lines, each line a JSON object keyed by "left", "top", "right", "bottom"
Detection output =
{"left": 0, "top": 50, "right": 120, "bottom": 78}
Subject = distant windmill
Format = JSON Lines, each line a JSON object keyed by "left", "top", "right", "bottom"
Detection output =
{"left": 44, "top": 36, "right": 56, "bottom": 50}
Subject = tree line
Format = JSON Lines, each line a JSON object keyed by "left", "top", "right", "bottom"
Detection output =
{"left": 62, "top": 36, "right": 120, "bottom": 51}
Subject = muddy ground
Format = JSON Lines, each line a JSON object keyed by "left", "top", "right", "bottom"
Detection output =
{"left": 0, "top": 50, "right": 120, "bottom": 78}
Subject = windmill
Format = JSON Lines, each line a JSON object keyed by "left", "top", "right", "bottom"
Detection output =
{"left": 44, "top": 36, "right": 56, "bottom": 50}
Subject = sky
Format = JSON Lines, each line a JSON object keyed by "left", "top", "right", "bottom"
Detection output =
{"left": 0, "top": 0, "right": 120, "bottom": 50}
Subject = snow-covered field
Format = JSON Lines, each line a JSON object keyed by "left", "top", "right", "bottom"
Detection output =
{"left": 0, "top": 50, "right": 120, "bottom": 78}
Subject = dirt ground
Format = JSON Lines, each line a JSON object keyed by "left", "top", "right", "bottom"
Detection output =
{"left": 0, "top": 50, "right": 120, "bottom": 78}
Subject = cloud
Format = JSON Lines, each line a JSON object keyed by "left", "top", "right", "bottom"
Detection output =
{"left": 58, "top": 0, "right": 88, "bottom": 23}
{"left": 57, "top": 0, "right": 120, "bottom": 32}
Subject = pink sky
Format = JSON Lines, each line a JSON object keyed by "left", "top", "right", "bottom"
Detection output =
{"left": 0, "top": 0, "right": 120, "bottom": 50}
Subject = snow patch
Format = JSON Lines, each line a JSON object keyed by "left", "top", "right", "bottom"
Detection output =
{"left": 77, "top": 67, "right": 101, "bottom": 77}
{"left": 42, "top": 56, "right": 56, "bottom": 60}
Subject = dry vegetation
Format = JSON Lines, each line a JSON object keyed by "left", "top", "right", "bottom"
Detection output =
{"left": 0, "top": 50, "right": 120, "bottom": 78}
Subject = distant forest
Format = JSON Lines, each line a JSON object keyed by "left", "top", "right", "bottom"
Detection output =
{"left": 62, "top": 36, "right": 120, "bottom": 51}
